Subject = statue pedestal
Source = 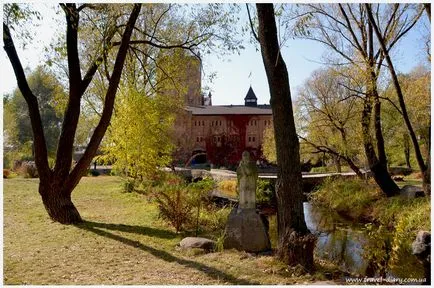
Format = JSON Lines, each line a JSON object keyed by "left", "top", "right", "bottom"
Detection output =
{"left": 224, "top": 208, "right": 271, "bottom": 253}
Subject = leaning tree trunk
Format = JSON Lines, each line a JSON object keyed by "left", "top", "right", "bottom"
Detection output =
{"left": 361, "top": 96, "right": 400, "bottom": 197}
{"left": 362, "top": 18, "right": 400, "bottom": 197}
{"left": 366, "top": 4, "right": 430, "bottom": 196}
{"left": 256, "top": 3, "right": 315, "bottom": 271}
{"left": 39, "top": 179, "right": 82, "bottom": 224}
{"left": 343, "top": 157, "right": 365, "bottom": 179}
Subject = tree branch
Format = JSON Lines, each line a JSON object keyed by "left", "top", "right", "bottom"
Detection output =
{"left": 67, "top": 3, "right": 142, "bottom": 190}
{"left": 54, "top": 3, "right": 84, "bottom": 179}
{"left": 339, "top": 4, "right": 367, "bottom": 59}
{"left": 3, "top": 22, "right": 51, "bottom": 180}
{"left": 246, "top": 4, "right": 259, "bottom": 42}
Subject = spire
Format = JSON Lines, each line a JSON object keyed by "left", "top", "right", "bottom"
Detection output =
{"left": 244, "top": 86, "right": 257, "bottom": 107}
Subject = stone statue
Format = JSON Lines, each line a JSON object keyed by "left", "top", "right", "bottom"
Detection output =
{"left": 237, "top": 151, "right": 258, "bottom": 209}
{"left": 224, "top": 151, "right": 270, "bottom": 252}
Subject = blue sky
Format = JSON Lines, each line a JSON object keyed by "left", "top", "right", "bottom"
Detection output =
{"left": 204, "top": 6, "right": 430, "bottom": 106}
{"left": 1, "top": 3, "right": 430, "bottom": 106}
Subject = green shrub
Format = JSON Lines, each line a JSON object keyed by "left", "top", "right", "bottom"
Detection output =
{"left": 187, "top": 177, "right": 216, "bottom": 235}
{"left": 256, "top": 179, "right": 275, "bottom": 204}
{"left": 189, "top": 177, "right": 215, "bottom": 194}
{"left": 196, "top": 205, "right": 231, "bottom": 233}
{"left": 122, "top": 178, "right": 136, "bottom": 193}
{"left": 154, "top": 185, "right": 192, "bottom": 233}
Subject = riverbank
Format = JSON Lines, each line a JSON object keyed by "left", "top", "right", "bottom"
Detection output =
{"left": 310, "top": 177, "right": 430, "bottom": 278}
{"left": 310, "top": 177, "right": 430, "bottom": 228}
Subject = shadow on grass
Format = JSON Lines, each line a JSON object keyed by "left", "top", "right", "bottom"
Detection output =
{"left": 83, "top": 220, "right": 177, "bottom": 240}
{"left": 75, "top": 222, "right": 257, "bottom": 285}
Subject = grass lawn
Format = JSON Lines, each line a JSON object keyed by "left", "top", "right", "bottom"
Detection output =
{"left": 4, "top": 176, "right": 333, "bottom": 285}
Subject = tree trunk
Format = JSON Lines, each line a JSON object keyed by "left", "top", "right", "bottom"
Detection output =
{"left": 366, "top": 4, "right": 430, "bottom": 196}
{"left": 362, "top": 16, "right": 400, "bottom": 197}
{"left": 361, "top": 97, "right": 400, "bottom": 197}
{"left": 256, "top": 3, "right": 315, "bottom": 271}
{"left": 343, "top": 156, "right": 364, "bottom": 179}
{"left": 424, "top": 3, "right": 431, "bottom": 21}
{"left": 39, "top": 180, "right": 82, "bottom": 224}
{"left": 334, "top": 155, "right": 342, "bottom": 173}
{"left": 373, "top": 92, "right": 388, "bottom": 170}
{"left": 403, "top": 133, "right": 412, "bottom": 169}
{"left": 424, "top": 128, "right": 430, "bottom": 196}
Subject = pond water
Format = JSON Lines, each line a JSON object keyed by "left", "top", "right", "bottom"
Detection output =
{"left": 304, "top": 202, "right": 425, "bottom": 280}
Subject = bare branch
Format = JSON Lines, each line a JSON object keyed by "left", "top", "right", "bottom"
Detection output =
{"left": 246, "top": 4, "right": 259, "bottom": 42}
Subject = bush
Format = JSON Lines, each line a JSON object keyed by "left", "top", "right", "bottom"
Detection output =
{"left": 189, "top": 177, "right": 215, "bottom": 194}
{"left": 122, "top": 178, "right": 137, "bottom": 193}
{"left": 154, "top": 185, "right": 192, "bottom": 233}
{"left": 3, "top": 169, "right": 11, "bottom": 179}
{"left": 256, "top": 179, "right": 275, "bottom": 204}
{"left": 17, "top": 163, "right": 39, "bottom": 178}
{"left": 196, "top": 205, "right": 231, "bottom": 233}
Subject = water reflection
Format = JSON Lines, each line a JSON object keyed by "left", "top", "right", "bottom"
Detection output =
{"left": 304, "top": 202, "right": 424, "bottom": 278}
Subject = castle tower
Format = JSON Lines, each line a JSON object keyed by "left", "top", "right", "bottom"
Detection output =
{"left": 184, "top": 55, "right": 202, "bottom": 106}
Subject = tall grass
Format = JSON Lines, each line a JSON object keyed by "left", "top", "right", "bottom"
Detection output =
{"left": 309, "top": 178, "right": 383, "bottom": 219}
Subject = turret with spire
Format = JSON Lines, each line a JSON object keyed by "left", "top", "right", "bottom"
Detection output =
{"left": 244, "top": 86, "right": 257, "bottom": 107}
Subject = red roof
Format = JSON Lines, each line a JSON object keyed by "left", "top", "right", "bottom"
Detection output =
{"left": 186, "top": 105, "right": 272, "bottom": 115}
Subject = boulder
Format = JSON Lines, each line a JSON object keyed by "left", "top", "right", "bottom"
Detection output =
{"left": 224, "top": 208, "right": 271, "bottom": 253}
{"left": 412, "top": 231, "right": 431, "bottom": 260}
{"left": 179, "top": 237, "right": 216, "bottom": 251}
{"left": 389, "top": 166, "right": 413, "bottom": 176}
{"left": 400, "top": 185, "right": 425, "bottom": 199}
{"left": 412, "top": 231, "right": 431, "bottom": 285}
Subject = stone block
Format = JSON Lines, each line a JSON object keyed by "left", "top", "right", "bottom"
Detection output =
{"left": 224, "top": 208, "right": 271, "bottom": 253}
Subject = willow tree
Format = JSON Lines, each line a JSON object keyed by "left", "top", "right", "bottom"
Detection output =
{"left": 289, "top": 3, "right": 423, "bottom": 196}
{"left": 366, "top": 4, "right": 431, "bottom": 195}
{"left": 297, "top": 67, "right": 365, "bottom": 177}
{"left": 255, "top": 3, "right": 315, "bottom": 271}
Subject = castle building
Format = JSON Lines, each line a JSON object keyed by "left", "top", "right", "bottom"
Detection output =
{"left": 172, "top": 56, "right": 273, "bottom": 167}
